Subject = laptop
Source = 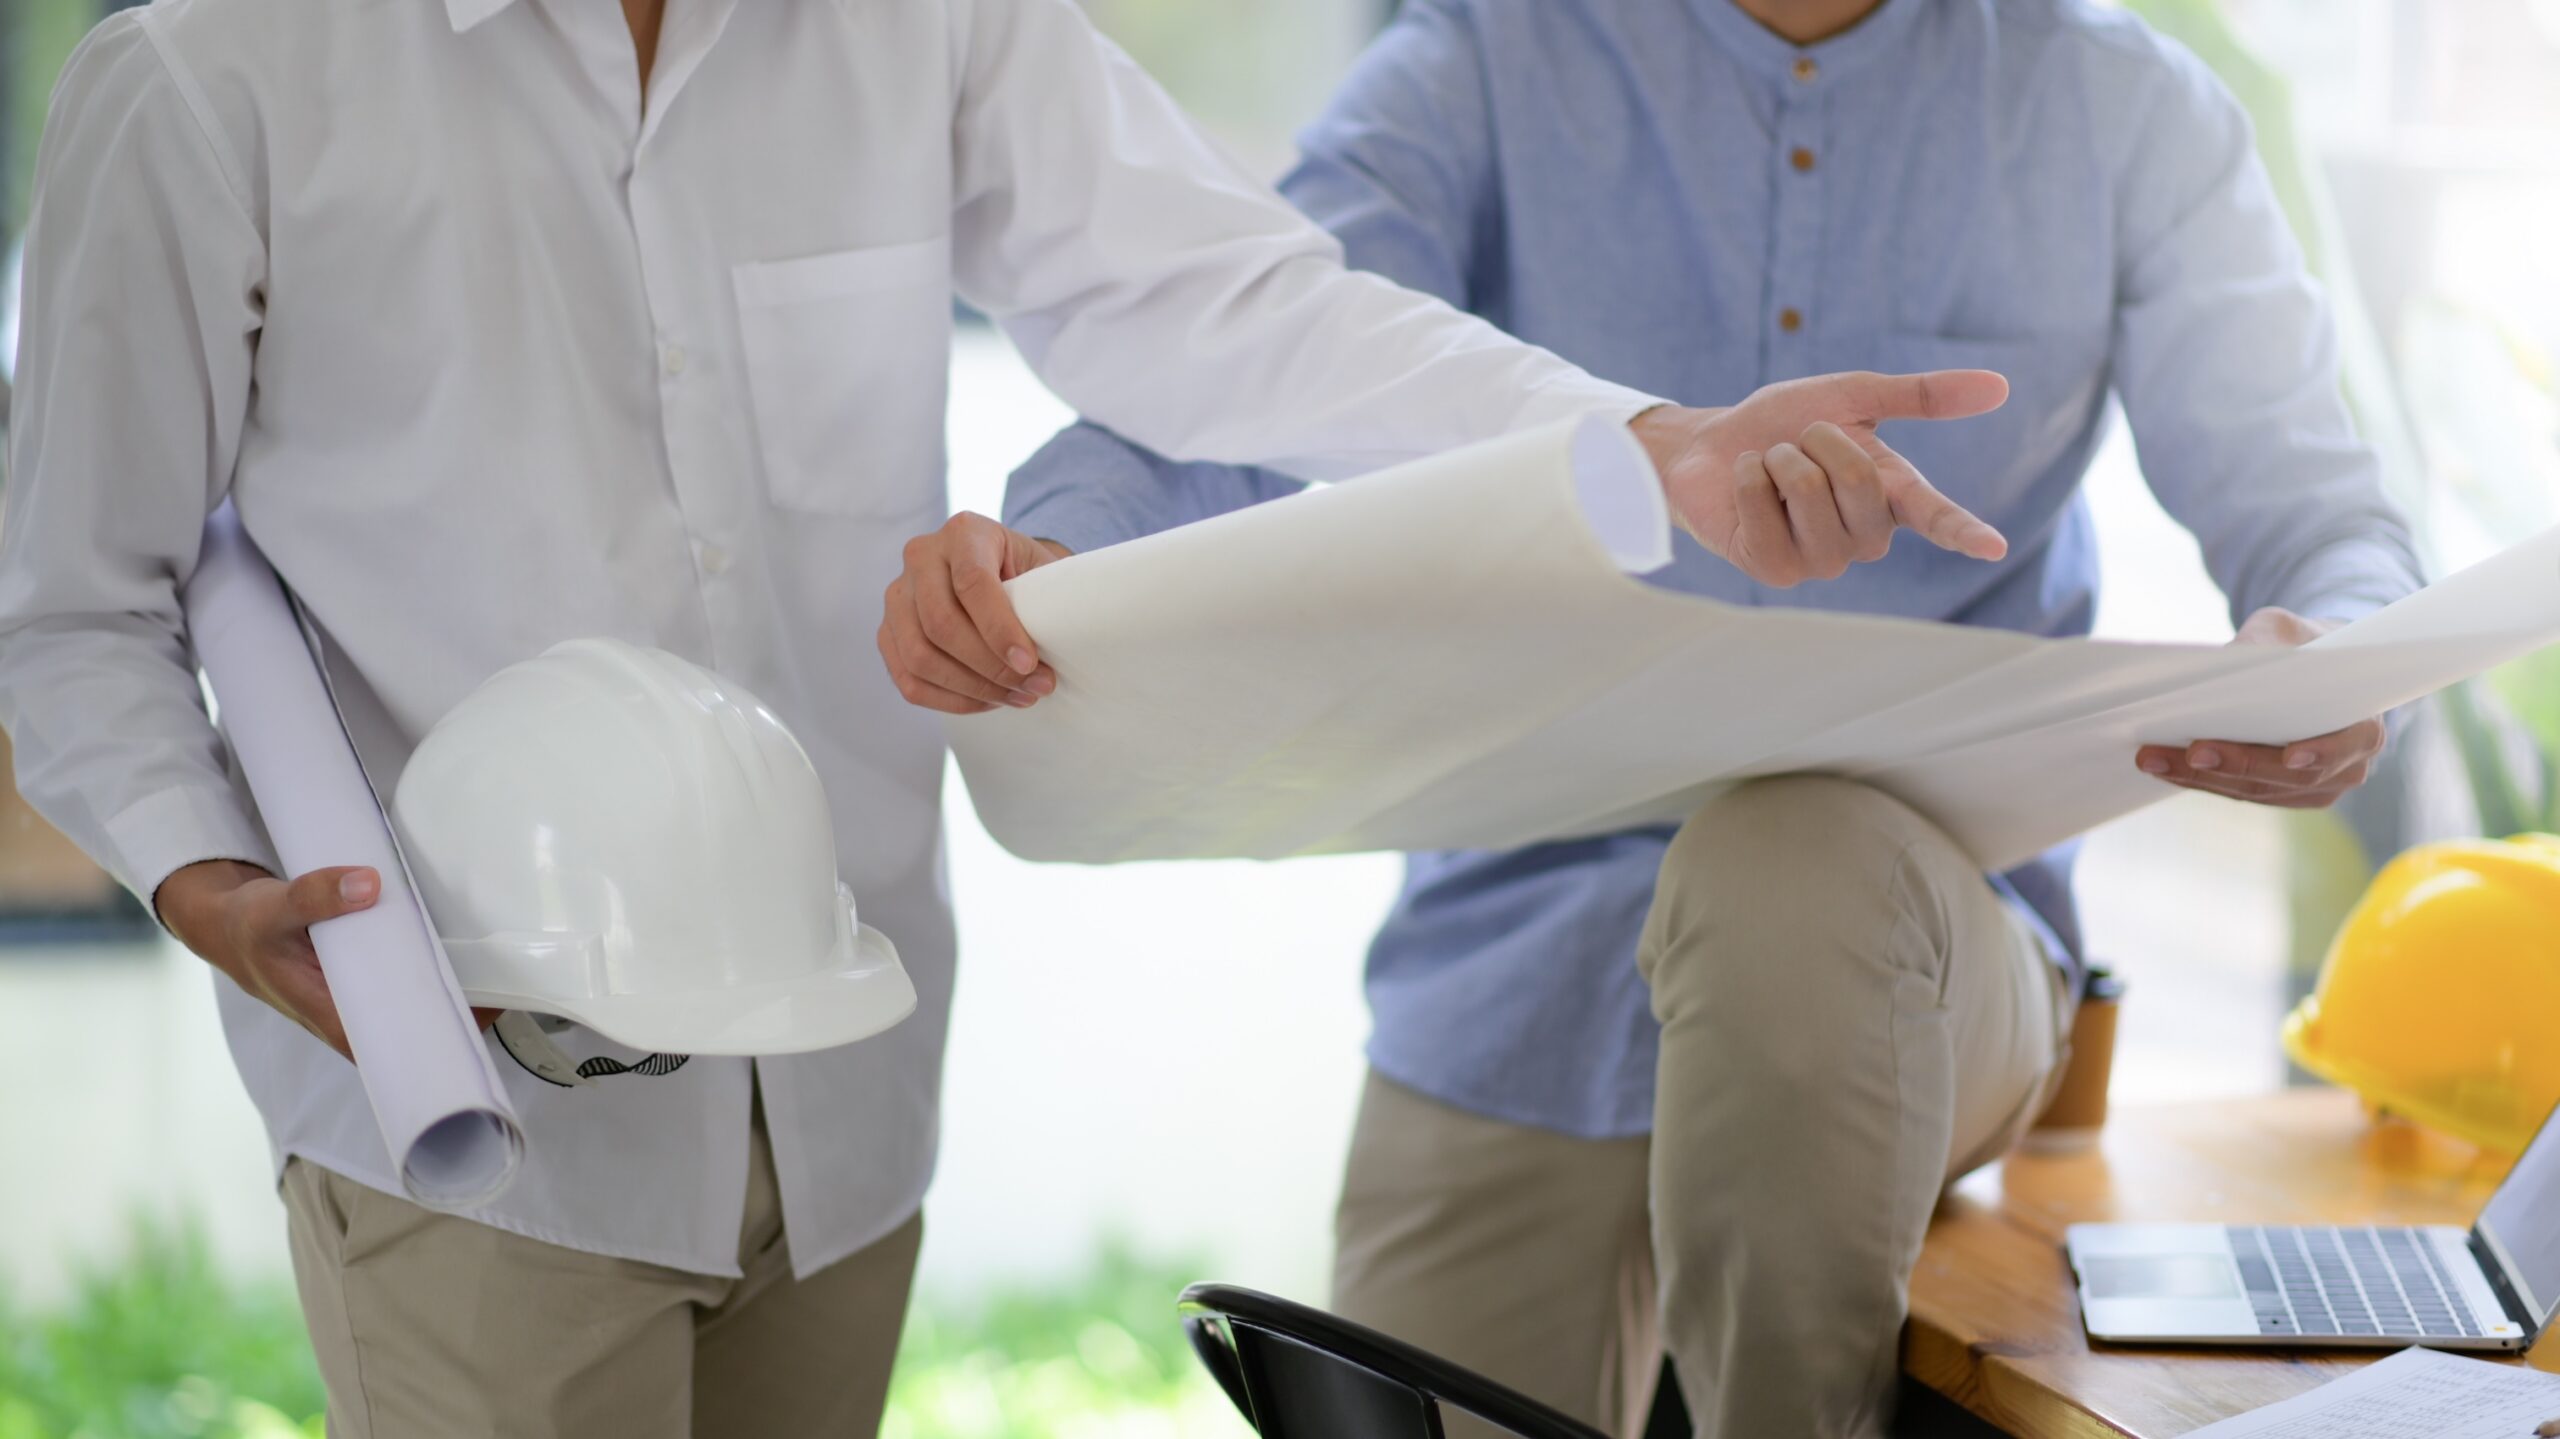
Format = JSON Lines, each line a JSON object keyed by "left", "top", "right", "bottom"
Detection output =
{"left": 2064, "top": 1099, "right": 2560, "bottom": 1350}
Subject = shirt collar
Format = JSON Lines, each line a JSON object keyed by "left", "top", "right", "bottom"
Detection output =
{"left": 445, "top": 0, "right": 528, "bottom": 33}
{"left": 1688, "top": 0, "right": 1927, "bottom": 85}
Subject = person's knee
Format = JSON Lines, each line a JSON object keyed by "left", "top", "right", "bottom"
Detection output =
{"left": 1655, "top": 776, "right": 1934, "bottom": 920}
{"left": 1639, "top": 775, "right": 1954, "bottom": 1004}
{"left": 1677, "top": 773, "right": 1916, "bottom": 860}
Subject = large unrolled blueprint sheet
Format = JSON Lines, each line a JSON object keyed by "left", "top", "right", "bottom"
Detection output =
{"left": 952, "top": 418, "right": 2560, "bottom": 873}
{"left": 183, "top": 505, "right": 524, "bottom": 1207}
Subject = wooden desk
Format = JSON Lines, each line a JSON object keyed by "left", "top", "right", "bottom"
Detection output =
{"left": 1902, "top": 1089, "right": 2557, "bottom": 1437}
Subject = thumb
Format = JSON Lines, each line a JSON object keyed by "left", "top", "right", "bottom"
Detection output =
{"left": 1841, "top": 368, "right": 2010, "bottom": 423}
{"left": 283, "top": 866, "right": 380, "bottom": 930}
{"left": 1004, "top": 528, "right": 1071, "bottom": 579}
{"left": 2233, "top": 607, "right": 2318, "bottom": 648}
{"left": 949, "top": 519, "right": 1044, "bottom": 678}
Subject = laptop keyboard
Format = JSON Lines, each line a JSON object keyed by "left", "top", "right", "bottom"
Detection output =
{"left": 2226, "top": 1225, "right": 2481, "bottom": 1339}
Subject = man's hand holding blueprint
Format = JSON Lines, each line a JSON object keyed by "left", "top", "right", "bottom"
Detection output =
{"left": 882, "top": 368, "right": 2015, "bottom": 715}
{"left": 876, "top": 411, "right": 2465, "bottom": 868}
{"left": 2137, "top": 606, "right": 2391, "bottom": 811}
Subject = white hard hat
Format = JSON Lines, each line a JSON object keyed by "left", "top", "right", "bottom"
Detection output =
{"left": 391, "top": 638, "right": 916, "bottom": 1057}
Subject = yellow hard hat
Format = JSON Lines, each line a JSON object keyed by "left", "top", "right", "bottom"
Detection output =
{"left": 2282, "top": 835, "right": 2560, "bottom": 1156}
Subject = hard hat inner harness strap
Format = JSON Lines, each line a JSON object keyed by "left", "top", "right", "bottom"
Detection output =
{"left": 493, "top": 1010, "right": 691, "bottom": 1089}
{"left": 576, "top": 1051, "right": 692, "bottom": 1079}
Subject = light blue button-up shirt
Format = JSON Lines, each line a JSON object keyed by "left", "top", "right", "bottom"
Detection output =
{"left": 1005, "top": 0, "right": 2420, "bottom": 1139}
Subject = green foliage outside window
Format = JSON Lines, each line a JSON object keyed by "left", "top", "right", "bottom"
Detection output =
{"left": 7, "top": 0, "right": 106, "bottom": 237}
{"left": 2446, "top": 651, "right": 2560, "bottom": 838}
{"left": 0, "top": 1227, "right": 325, "bottom": 1439}
{"left": 1, "top": 1221, "right": 1245, "bottom": 1439}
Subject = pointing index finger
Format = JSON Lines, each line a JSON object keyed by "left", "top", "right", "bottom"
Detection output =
{"left": 1844, "top": 368, "right": 2010, "bottom": 423}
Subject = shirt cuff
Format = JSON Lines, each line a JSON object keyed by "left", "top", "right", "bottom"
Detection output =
{"left": 101, "top": 784, "right": 278, "bottom": 920}
{"left": 2272, "top": 545, "right": 2428, "bottom": 747}
{"left": 2272, "top": 541, "right": 2424, "bottom": 627}
{"left": 1511, "top": 377, "right": 1666, "bottom": 436}
{"left": 1007, "top": 497, "right": 1136, "bottom": 559}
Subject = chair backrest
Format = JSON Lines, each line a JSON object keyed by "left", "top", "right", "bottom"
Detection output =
{"left": 1179, "top": 1283, "right": 1611, "bottom": 1439}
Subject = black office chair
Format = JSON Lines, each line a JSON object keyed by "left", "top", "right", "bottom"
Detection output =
{"left": 1179, "top": 1282, "right": 1610, "bottom": 1439}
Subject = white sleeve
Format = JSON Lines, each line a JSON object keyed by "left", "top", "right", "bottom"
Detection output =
{"left": 943, "top": 0, "right": 1659, "bottom": 483}
{"left": 0, "top": 12, "right": 277, "bottom": 906}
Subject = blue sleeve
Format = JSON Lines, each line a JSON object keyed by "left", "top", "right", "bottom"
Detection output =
{"left": 1001, "top": 420, "right": 1307, "bottom": 555}
{"left": 1004, "top": 0, "right": 1497, "bottom": 551}
{"left": 2104, "top": 39, "right": 2422, "bottom": 624}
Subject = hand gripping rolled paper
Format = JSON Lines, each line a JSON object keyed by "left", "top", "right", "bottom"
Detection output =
{"left": 181, "top": 504, "right": 524, "bottom": 1207}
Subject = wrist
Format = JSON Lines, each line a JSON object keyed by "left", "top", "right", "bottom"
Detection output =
{"left": 1627, "top": 404, "right": 1729, "bottom": 482}
{"left": 1627, "top": 407, "right": 1677, "bottom": 485}
{"left": 155, "top": 859, "right": 269, "bottom": 958}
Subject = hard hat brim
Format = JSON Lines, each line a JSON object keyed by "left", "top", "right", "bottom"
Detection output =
{"left": 461, "top": 920, "right": 918, "bottom": 1058}
{"left": 2281, "top": 1000, "right": 2533, "bottom": 1156}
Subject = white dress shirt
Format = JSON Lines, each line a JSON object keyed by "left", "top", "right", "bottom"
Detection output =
{"left": 0, "top": 0, "right": 1654, "bottom": 1275}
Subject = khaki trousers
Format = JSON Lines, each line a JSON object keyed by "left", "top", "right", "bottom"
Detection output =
{"left": 281, "top": 1100, "right": 919, "bottom": 1439}
{"left": 1334, "top": 777, "right": 2070, "bottom": 1439}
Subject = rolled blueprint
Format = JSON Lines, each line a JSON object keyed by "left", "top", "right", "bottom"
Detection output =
{"left": 951, "top": 416, "right": 2560, "bottom": 875}
{"left": 182, "top": 504, "right": 524, "bottom": 1207}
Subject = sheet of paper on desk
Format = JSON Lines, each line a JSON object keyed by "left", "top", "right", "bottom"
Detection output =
{"left": 2180, "top": 1346, "right": 2560, "bottom": 1437}
{"left": 951, "top": 416, "right": 2560, "bottom": 870}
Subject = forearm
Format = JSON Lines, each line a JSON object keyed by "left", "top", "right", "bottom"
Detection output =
{"left": 0, "top": 615, "right": 275, "bottom": 907}
{"left": 2256, "top": 529, "right": 2424, "bottom": 627}
{"left": 1007, "top": 245, "right": 1652, "bottom": 485}
{"left": 2110, "top": 48, "right": 2421, "bottom": 631}
{"left": 2142, "top": 406, "right": 2421, "bottom": 627}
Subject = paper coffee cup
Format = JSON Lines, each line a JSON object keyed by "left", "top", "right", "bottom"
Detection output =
{"left": 2023, "top": 968, "right": 2124, "bottom": 1154}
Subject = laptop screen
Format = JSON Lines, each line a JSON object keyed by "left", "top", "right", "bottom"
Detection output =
{"left": 2478, "top": 1099, "right": 2560, "bottom": 1327}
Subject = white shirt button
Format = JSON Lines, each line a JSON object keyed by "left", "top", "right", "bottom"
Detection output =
{"left": 661, "top": 343, "right": 686, "bottom": 377}
{"left": 698, "top": 542, "right": 731, "bottom": 575}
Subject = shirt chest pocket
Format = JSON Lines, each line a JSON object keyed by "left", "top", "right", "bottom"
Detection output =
{"left": 1861, "top": 330, "right": 2109, "bottom": 509}
{"left": 732, "top": 239, "right": 953, "bottom": 520}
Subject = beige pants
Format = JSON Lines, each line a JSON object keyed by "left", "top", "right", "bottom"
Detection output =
{"left": 281, "top": 1101, "right": 919, "bottom": 1438}
{"left": 1334, "top": 776, "right": 2070, "bottom": 1439}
